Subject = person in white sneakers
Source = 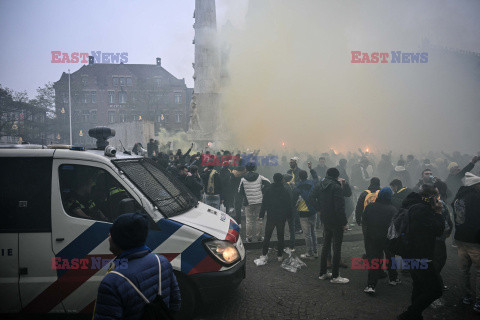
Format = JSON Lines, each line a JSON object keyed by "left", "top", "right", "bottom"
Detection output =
{"left": 258, "top": 173, "right": 293, "bottom": 262}
{"left": 238, "top": 162, "right": 271, "bottom": 242}
{"left": 309, "top": 168, "right": 350, "bottom": 284}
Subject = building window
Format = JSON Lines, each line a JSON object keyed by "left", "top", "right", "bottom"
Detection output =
{"left": 126, "top": 78, "right": 132, "bottom": 86}
{"left": 119, "top": 92, "right": 127, "bottom": 104}
{"left": 91, "top": 91, "right": 96, "bottom": 103}
{"left": 119, "top": 111, "right": 127, "bottom": 123}
{"left": 108, "top": 91, "right": 115, "bottom": 104}
{"left": 82, "top": 110, "right": 90, "bottom": 122}
{"left": 174, "top": 93, "right": 182, "bottom": 104}
{"left": 154, "top": 78, "right": 162, "bottom": 87}
{"left": 175, "top": 113, "right": 182, "bottom": 123}
{"left": 108, "top": 111, "right": 116, "bottom": 123}
{"left": 73, "top": 111, "right": 80, "bottom": 122}
{"left": 81, "top": 76, "right": 88, "bottom": 86}
{"left": 113, "top": 77, "right": 119, "bottom": 86}
{"left": 119, "top": 77, "right": 125, "bottom": 86}
{"left": 90, "top": 110, "right": 97, "bottom": 122}
{"left": 83, "top": 92, "right": 90, "bottom": 104}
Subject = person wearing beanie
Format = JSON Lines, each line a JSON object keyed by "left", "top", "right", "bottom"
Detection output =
{"left": 362, "top": 187, "right": 399, "bottom": 294}
{"left": 451, "top": 172, "right": 480, "bottom": 312}
{"left": 94, "top": 213, "right": 181, "bottom": 320}
{"left": 309, "top": 167, "right": 350, "bottom": 284}
{"left": 258, "top": 173, "right": 293, "bottom": 262}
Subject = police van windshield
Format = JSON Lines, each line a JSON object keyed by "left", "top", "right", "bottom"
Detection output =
{"left": 113, "top": 158, "right": 197, "bottom": 218}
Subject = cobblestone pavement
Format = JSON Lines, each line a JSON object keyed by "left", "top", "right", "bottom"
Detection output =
{"left": 196, "top": 237, "right": 479, "bottom": 320}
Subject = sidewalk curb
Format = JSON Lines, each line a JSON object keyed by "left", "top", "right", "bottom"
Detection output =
{"left": 243, "top": 233, "right": 363, "bottom": 250}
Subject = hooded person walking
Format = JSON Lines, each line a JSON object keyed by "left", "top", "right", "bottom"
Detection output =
{"left": 362, "top": 187, "right": 400, "bottom": 294}
{"left": 94, "top": 213, "right": 181, "bottom": 320}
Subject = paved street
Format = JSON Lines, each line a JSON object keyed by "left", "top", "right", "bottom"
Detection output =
{"left": 196, "top": 236, "right": 479, "bottom": 320}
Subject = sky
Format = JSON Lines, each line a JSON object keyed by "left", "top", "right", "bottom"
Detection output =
{"left": 1, "top": 0, "right": 479, "bottom": 153}
{"left": 0, "top": 0, "right": 247, "bottom": 97}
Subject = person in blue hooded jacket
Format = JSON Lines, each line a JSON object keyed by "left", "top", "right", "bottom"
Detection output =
{"left": 93, "top": 213, "right": 181, "bottom": 320}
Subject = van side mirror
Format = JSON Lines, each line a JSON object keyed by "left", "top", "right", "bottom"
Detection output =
{"left": 118, "top": 198, "right": 135, "bottom": 215}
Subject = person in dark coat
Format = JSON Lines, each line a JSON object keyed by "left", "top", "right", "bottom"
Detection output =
{"left": 451, "top": 172, "right": 480, "bottom": 311}
{"left": 201, "top": 166, "right": 223, "bottom": 209}
{"left": 362, "top": 187, "right": 399, "bottom": 294}
{"left": 397, "top": 185, "right": 445, "bottom": 320}
{"left": 446, "top": 156, "right": 478, "bottom": 201}
{"left": 314, "top": 157, "right": 328, "bottom": 179}
{"left": 94, "top": 213, "right": 181, "bottom": 320}
{"left": 287, "top": 157, "right": 302, "bottom": 184}
{"left": 355, "top": 177, "right": 381, "bottom": 226}
{"left": 309, "top": 168, "right": 349, "bottom": 284}
{"left": 283, "top": 173, "right": 297, "bottom": 252}
{"left": 219, "top": 163, "right": 235, "bottom": 213}
{"left": 258, "top": 173, "right": 292, "bottom": 262}
{"left": 390, "top": 179, "right": 413, "bottom": 210}
{"left": 337, "top": 159, "right": 354, "bottom": 221}
{"left": 185, "top": 165, "right": 204, "bottom": 201}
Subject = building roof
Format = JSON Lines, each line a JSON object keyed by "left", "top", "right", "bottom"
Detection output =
{"left": 54, "top": 62, "right": 187, "bottom": 89}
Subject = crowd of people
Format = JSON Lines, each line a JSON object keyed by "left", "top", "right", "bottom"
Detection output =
{"left": 134, "top": 139, "right": 480, "bottom": 319}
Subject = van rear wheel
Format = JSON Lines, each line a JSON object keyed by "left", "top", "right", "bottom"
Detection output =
{"left": 174, "top": 274, "right": 197, "bottom": 320}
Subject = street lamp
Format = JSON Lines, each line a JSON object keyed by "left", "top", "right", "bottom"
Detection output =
{"left": 68, "top": 69, "right": 72, "bottom": 145}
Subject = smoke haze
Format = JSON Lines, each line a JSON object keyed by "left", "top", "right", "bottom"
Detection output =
{"left": 219, "top": 0, "right": 480, "bottom": 154}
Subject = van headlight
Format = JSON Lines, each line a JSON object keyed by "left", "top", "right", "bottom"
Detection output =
{"left": 204, "top": 240, "right": 240, "bottom": 266}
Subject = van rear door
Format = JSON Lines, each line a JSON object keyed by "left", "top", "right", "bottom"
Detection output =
{"left": 0, "top": 156, "right": 63, "bottom": 313}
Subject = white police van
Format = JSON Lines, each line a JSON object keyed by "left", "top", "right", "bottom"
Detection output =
{"left": 0, "top": 127, "right": 245, "bottom": 318}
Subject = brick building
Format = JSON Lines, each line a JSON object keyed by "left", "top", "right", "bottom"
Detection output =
{"left": 53, "top": 58, "right": 192, "bottom": 145}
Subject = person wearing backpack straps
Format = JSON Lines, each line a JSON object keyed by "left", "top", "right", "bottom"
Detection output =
{"left": 355, "top": 177, "right": 381, "bottom": 226}
{"left": 94, "top": 213, "right": 181, "bottom": 320}
{"left": 355, "top": 177, "right": 381, "bottom": 259}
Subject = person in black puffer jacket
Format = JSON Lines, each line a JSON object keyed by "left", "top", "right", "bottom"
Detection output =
{"left": 309, "top": 168, "right": 350, "bottom": 284}
{"left": 398, "top": 185, "right": 445, "bottom": 320}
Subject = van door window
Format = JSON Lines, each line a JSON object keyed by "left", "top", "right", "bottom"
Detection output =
{"left": 0, "top": 157, "right": 52, "bottom": 232}
{"left": 58, "top": 164, "right": 141, "bottom": 222}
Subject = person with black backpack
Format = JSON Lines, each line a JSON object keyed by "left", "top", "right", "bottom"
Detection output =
{"left": 94, "top": 213, "right": 181, "bottom": 320}
{"left": 397, "top": 185, "right": 445, "bottom": 320}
